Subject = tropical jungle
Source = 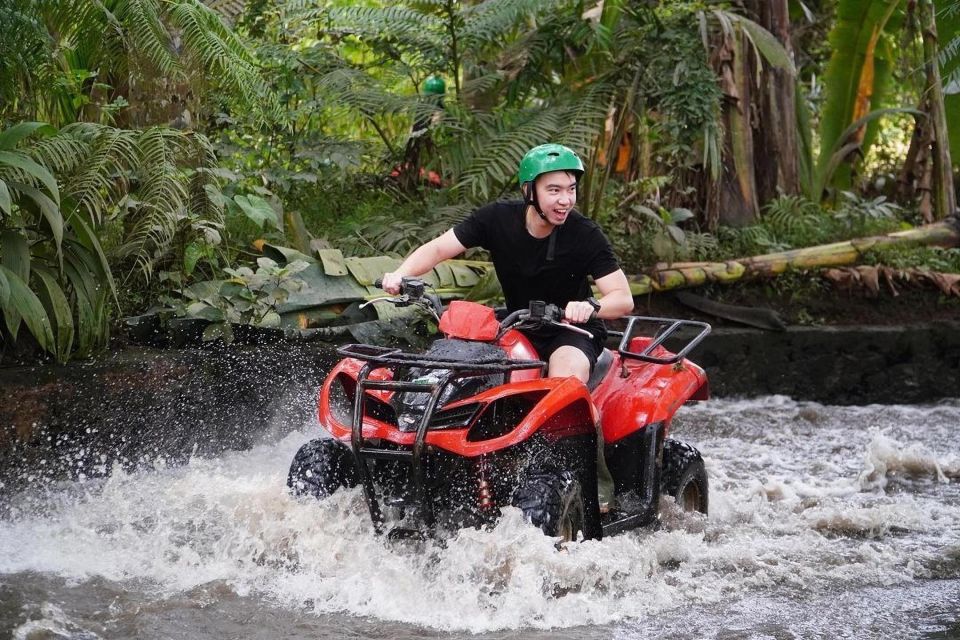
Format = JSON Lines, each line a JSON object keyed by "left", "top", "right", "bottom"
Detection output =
{"left": 1, "top": 0, "right": 960, "bottom": 363}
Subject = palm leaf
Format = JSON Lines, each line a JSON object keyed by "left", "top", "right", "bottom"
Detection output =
{"left": 12, "top": 182, "right": 63, "bottom": 256}
{"left": 63, "top": 243, "right": 109, "bottom": 355}
{"left": 70, "top": 211, "right": 118, "bottom": 307}
{"left": 33, "top": 264, "right": 75, "bottom": 361}
{"left": 0, "top": 122, "right": 58, "bottom": 150}
{"left": 0, "top": 149, "right": 61, "bottom": 203}
{"left": 0, "top": 264, "right": 54, "bottom": 352}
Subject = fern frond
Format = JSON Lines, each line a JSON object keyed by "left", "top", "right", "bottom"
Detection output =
{"left": 941, "top": 34, "right": 960, "bottom": 65}
{"left": 27, "top": 134, "right": 88, "bottom": 177}
{"left": 63, "top": 126, "right": 140, "bottom": 225}
{"left": 454, "top": 110, "right": 567, "bottom": 201}
{"left": 315, "top": 67, "right": 411, "bottom": 116}
{"left": 113, "top": 0, "right": 181, "bottom": 76}
{"left": 326, "top": 5, "right": 444, "bottom": 43}
{"left": 169, "top": 1, "right": 277, "bottom": 118}
{"left": 119, "top": 128, "right": 190, "bottom": 276}
{"left": 460, "top": 0, "right": 555, "bottom": 48}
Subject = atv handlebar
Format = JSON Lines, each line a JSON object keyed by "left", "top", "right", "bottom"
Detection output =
{"left": 499, "top": 300, "right": 594, "bottom": 339}
{"left": 369, "top": 279, "right": 593, "bottom": 339}
{"left": 365, "top": 277, "right": 442, "bottom": 320}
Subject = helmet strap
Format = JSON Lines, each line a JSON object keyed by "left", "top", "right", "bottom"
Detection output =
{"left": 523, "top": 182, "right": 558, "bottom": 261}
{"left": 523, "top": 182, "right": 548, "bottom": 221}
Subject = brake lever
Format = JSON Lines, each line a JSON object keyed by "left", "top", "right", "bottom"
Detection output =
{"left": 361, "top": 295, "right": 440, "bottom": 323}
{"left": 558, "top": 322, "right": 594, "bottom": 339}
{"left": 360, "top": 295, "right": 402, "bottom": 309}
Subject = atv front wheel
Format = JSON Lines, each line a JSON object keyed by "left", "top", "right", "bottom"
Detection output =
{"left": 661, "top": 439, "right": 708, "bottom": 514}
{"left": 287, "top": 438, "right": 359, "bottom": 499}
{"left": 512, "top": 470, "right": 586, "bottom": 541}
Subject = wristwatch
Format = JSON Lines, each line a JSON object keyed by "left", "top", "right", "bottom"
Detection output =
{"left": 586, "top": 296, "right": 601, "bottom": 313}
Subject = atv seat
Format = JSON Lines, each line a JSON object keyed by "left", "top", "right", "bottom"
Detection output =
{"left": 587, "top": 348, "right": 615, "bottom": 391}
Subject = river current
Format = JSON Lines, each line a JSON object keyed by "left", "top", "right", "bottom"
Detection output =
{"left": 1, "top": 396, "right": 958, "bottom": 639}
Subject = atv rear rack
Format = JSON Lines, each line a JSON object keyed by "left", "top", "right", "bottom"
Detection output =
{"left": 337, "top": 343, "right": 545, "bottom": 534}
{"left": 616, "top": 316, "right": 711, "bottom": 365}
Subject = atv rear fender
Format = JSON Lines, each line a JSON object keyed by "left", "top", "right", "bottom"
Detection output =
{"left": 594, "top": 355, "right": 708, "bottom": 445}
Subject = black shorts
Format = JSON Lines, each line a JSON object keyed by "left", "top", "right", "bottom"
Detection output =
{"left": 521, "top": 323, "right": 606, "bottom": 371}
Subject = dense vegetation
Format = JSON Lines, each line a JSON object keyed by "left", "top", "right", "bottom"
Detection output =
{"left": 1, "top": 0, "right": 958, "bottom": 361}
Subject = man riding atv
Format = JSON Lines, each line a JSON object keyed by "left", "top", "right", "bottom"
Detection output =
{"left": 287, "top": 145, "right": 711, "bottom": 542}
{"left": 381, "top": 143, "right": 634, "bottom": 508}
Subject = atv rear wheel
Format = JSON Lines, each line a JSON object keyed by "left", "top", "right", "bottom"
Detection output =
{"left": 661, "top": 439, "right": 708, "bottom": 514}
{"left": 512, "top": 470, "right": 586, "bottom": 541}
{"left": 287, "top": 438, "right": 359, "bottom": 499}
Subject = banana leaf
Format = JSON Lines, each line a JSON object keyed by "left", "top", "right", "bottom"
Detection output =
{"left": 819, "top": 0, "right": 905, "bottom": 190}
{"left": 936, "top": 0, "right": 960, "bottom": 163}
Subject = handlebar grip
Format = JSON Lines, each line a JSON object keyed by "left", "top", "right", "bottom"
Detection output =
{"left": 374, "top": 278, "right": 384, "bottom": 288}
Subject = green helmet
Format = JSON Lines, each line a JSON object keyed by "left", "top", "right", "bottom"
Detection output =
{"left": 518, "top": 143, "right": 584, "bottom": 186}
{"left": 423, "top": 75, "right": 446, "bottom": 96}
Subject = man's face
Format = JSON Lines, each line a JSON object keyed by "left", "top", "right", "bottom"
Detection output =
{"left": 533, "top": 170, "right": 577, "bottom": 225}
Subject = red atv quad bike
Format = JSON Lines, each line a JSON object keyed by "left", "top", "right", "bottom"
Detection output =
{"left": 288, "top": 278, "right": 711, "bottom": 542}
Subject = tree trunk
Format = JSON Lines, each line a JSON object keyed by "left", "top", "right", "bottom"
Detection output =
{"left": 919, "top": 0, "right": 957, "bottom": 220}
{"left": 746, "top": 0, "right": 801, "bottom": 199}
{"left": 709, "top": 24, "right": 759, "bottom": 228}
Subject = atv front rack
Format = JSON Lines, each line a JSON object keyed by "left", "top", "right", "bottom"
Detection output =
{"left": 338, "top": 343, "right": 545, "bottom": 371}
{"left": 337, "top": 343, "right": 545, "bottom": 535}
{"left": 616, "top": 316, "right": 711, "bottom": 365}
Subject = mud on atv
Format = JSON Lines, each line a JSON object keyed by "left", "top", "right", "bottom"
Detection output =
{"left": 288, "top": 278, "right": 711, "bottom": 542}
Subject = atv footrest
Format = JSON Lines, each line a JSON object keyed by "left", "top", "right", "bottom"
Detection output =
{"left": 387, "top": 526, "right": 428, "bottom": 543}
{"left": 358, "top": 447, "right": 413, "bottom": 461}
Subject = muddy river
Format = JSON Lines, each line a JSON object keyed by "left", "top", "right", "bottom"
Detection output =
{"left": 1, "top": 396, "right": 958, "bottom": 639}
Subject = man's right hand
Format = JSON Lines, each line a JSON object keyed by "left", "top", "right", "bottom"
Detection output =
{"left": 381, "top": 272, "right": 404, "bottom": 294}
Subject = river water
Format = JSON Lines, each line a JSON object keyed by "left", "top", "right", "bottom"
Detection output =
{"left": 1, "top": 396, "right": 958, "bottom": 639}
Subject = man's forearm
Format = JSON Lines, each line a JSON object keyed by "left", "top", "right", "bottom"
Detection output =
{"left": 395, "top": 243, "right": 444, "bottom": 277}
{"left": 596, "top": 289, "right": 634, "bottom": 319}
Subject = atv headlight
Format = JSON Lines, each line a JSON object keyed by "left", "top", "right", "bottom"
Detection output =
{"left": 467, "top": 391, "right": 547, "bottom": 442}
{"left": 328, "top": 373, "right": 400, "bottom": 428}
{"left": 328, "top": 374, "right": 356, "bottom": 425}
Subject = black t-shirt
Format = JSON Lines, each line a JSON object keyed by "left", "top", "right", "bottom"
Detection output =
{"left": 453, "top": 200, "right": 620, "bottom": 335}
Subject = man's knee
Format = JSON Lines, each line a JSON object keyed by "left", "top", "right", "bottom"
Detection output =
{"left": 548, "top": 346, "right": 591, "bottom": 382}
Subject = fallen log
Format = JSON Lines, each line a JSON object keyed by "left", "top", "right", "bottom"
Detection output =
{"left": 625, "top": 217, "right": 960, "bottom": 296}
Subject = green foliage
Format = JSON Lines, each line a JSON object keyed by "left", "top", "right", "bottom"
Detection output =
{"left": 809, "top": 107, "right": 923, "bottom": 201}
{"left": 0, "top": 121, "right": 224, "bottom": 360}
{"left": 710, "top": 189, "right": 908, "bottom": 260}
{"left": 861, "top": 244, "right": 960, "bottom": 271}
{"left": 833, "top": 190, "right": 903, "bottom": 231}
{"left": 597, "top": 176, "right": 719, "bottom": 269}
{"left": 0, "top": 124, "right": 113, "bottom": 360}
{"left": 162, "top": 257, "right": 310, "bottom": 342}
{"left": 1, "top": 0, "right": 273, "bottom": 127}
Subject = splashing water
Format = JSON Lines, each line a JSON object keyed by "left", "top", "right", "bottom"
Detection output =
{"left": 1, "top": 397, "right": 958, "bottom": 639}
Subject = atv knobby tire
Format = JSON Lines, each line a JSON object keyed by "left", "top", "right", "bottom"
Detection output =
{"left": 661, "top": 438, "right": 708, "bottom": 514}
{"left": 287, "top": 438, "right": 359, "bottom": 499}
{"left": 512, "top": 470, "right": 586, "bottom": 541}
